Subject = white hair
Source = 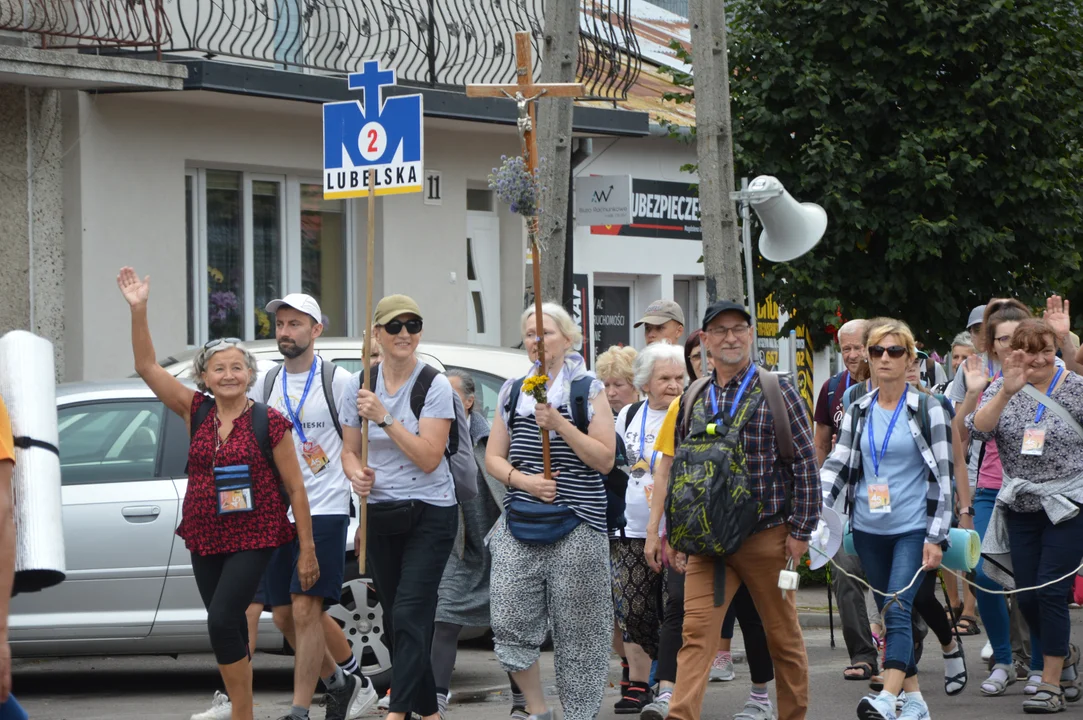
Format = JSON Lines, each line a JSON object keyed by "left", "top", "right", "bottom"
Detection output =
{"left": 837, "top": 319, "right": 868, "bottom": 342}
{"left": 521, "top": 302, "right": 583, "bottom": 350}
{"left": 633, "top": 342, "right": 686, "bottom": 391}
{"left": 951, "top": 331, "right": 975, "bottom": 350}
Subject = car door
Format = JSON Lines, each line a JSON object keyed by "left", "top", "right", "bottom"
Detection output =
{"left": 9, "top": 398, "right": 179, "bottom": 643}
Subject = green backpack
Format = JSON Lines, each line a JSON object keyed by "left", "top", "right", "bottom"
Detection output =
{"left": 665, "top": 368, "right": 794, "bottom": 558}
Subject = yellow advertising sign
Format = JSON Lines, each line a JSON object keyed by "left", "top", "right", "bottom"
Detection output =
{"left": 757, "top": 293, "right": 814, "bottom": 416}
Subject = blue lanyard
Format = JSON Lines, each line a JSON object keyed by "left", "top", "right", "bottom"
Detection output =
{"left": 281, "top": 359, "right": 317, "bottom": 444}
{"left": 866, "top": 385, "right": 909, "bottom": 478}
{"left": 1034, "top": 367, "right": 1064, "bottom": 424}
{"left": 708, "top": 363, "right": 757, "bottom": 420}
{"left": 843, "top": 370, "right": 852, "bottom": 391}
{"left": 638, "top": 405, "right": 658, "bottom": 472}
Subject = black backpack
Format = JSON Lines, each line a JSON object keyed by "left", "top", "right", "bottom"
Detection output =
{"left": 504, "top": 376, "right": 629, "bottom": 533}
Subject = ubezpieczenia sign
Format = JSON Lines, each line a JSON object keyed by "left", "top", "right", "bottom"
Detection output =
{"left": 590, "top": 178, "right": 702, "bottom": 240}
{"left": 323, "top": 61, "right": 424, "bottom": 199}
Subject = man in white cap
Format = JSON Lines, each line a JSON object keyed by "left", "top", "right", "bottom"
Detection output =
{"left": 635, "top": 299, "right": 686, "bottom": 346}
{"left": 252, "top": 294, "right": 375, "bottom": 720}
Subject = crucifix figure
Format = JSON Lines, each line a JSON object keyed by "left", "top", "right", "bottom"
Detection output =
{"left": 466, "top": 31, "right": 585, "bottom": 479}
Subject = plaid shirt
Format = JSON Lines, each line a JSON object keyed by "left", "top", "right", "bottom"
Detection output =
{"left": 675, "top": 365, "right": 821, "bottom": 540}
{"left": 821, "top": 387, "right": 953, "bottom": 544}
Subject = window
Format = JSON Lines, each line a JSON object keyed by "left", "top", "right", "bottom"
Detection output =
{"left": 186, "top": 170, "right": 354, "bottom": 345}
{"left": 446, "top": 366, "right": 506, "bottom": 425}
{"left": 58, "top": 402, "right": 165, "bottom": 485}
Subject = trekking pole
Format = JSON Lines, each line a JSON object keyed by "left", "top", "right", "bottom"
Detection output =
{"left": 827, "top": 564, "right": 836, "bottom": 648}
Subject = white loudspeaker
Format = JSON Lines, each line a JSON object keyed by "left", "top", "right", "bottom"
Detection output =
{"left": 748, "top": 175, "right": 828, "bottom": 262}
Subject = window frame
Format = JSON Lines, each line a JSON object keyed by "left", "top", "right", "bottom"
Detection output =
{"left": 57, "top": 399, "right": 168, "bottom": 486}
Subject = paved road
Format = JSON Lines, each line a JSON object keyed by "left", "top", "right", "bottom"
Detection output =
{"left": 16, "top": 618, "right": 1081, "bottom": 720}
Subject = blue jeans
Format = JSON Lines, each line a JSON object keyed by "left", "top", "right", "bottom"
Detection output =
{"left": 1006, "top": 508, "right": 1083, "bottom": 658}
{"left": 973, "top": 487, "right": 1014, "bottom": 666}
{"left": 853, "top": 529, "right": 926, "bottom": 675}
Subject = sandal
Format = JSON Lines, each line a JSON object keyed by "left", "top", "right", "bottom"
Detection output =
{"left": 944, "top": 644, "right": 968, "bottom": 696}
{"left": 869, "top": 674, "right": 884, "bottom": 692}
{"left": 1026, "top": 674, "right": 1044, "bottom": 695}
{"left": 946, "top": 604, "right": 962, "bottom": 623}
{"left": 1061, "top": 643, "right": 1081, "bottom": 702}
{"left": 981, "top": 663, "right": 1017, "bottom": 696}
{"left": 844, "top": 662, "right": 875, "bottom": 681}
{"left": 955, "top": 614, "right": 982, "bottom": 636}
{"left": 1023, "top": 683, "right": 1066, "bottom": 714}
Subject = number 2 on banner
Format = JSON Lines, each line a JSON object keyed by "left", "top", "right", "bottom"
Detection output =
{"left": 359, "top": 122, "right": 387, "bottom": 162}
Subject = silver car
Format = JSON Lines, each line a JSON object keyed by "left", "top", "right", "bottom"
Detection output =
{"left": 10, "top": 341, "right": 529, "bottom": 692}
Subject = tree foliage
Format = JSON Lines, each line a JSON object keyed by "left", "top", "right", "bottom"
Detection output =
{"left": 666, "top": 0, "right": 1083, "bottom": 347}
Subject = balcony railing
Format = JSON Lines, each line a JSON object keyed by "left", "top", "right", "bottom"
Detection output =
{"left": 0, "top": 0, "right": 169, "bottom": 54}
{"left": 1, "top": 0, "right": 640, "bottom": 100}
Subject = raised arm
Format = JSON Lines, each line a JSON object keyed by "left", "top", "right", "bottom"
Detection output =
{"left": 117, "top": 267, "right": 195, "bottom": 422}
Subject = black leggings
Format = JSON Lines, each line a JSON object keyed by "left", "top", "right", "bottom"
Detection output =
{"left": 655, "top": 568, "right": 775, "bottom": 685}
{"left": 191, "top": 548, "right": 274, "bottom": 665}
{"left": 914, "top": 572, "right": 955, "bottom": 648}
{"left": 431, "top": 621, "right": 520, "bottom": 698}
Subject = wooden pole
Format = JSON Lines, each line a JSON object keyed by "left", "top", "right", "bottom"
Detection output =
{"left": 358, "top": 171, "right": 376, "bottom": 572}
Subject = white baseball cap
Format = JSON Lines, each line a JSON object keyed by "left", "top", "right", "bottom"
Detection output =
{"left": 265, "top": 293, "right": 322, "bottom": 325}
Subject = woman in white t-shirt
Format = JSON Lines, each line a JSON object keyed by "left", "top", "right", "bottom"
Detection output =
{"left": 609, "top": 342, "right": 685, "bottom": 713}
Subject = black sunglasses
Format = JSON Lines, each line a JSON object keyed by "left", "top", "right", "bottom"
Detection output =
{"left": 383, "top": 318, "right": 423, "bottom": 335}
{"left": 868, "top": 345, "right": 907, "bottom": 359}
{"left": 204, "top": 337, "right": 242, "bottom": 350}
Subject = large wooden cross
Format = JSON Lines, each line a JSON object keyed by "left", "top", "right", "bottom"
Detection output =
{"left": 466, "top": 32, "right": 585, "bottom": 479}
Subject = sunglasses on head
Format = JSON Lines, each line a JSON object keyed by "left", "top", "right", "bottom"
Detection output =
{"left": 204, "top": 337, "right": 242, "bottom": 350}
{"left": 382, "top": 318, "right": 423, "bottom": 335}
{"left": 868, "top": 345, "right": 907, "bottom": 359}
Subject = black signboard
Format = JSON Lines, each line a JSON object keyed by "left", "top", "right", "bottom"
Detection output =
{"left": 590, "top": 178, "right": 701, "bottom": 240}
{"left": 593, "top": 285, "right": 631, "bottom": 355}
{"left": 572, "top": 274, "right": 592, "bottom": 368}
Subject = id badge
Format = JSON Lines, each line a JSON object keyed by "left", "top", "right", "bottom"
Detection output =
{"left": 214, "top": 465, "right": 254, "bottom": 515}
{"left": 302, "top": 441, "right": 330, "bottom": 475}
{"left": 868, "top": 483, "right": 892, "bottom": 514}
{"left": 1022, "top": 425, "right": 1047, "bottom": 456}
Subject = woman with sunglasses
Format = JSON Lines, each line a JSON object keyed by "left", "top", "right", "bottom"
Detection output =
{"left": 117, "top": 267, "right": 317, "bottom": 720}
{"left": 485, "top": 303, "right": 616, "bottom": 720}
{"left": 340, "top": 295, "right": 459, "bottom": 720}
{"left": 968, "top": 318, "right": 1083, "bottom": 712}
{"left": 822, "top": 320, "right": 953, "bottom": 720}
{"left": 953, "top": 301, "right": 1045, "bottom": 696}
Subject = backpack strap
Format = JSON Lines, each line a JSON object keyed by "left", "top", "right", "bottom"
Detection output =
{"left": 677, "top": 376, "right": 713, "bottom": 441}
{"left": 250, "top": 402, "right": 277, "bottom": 473}
{"left": 411, "top": 363, "right": 457, "bottom": 456}
{"left": 570, "top": 376, "right": 594, "bottom": 434}
{"left": 320, "top": 359, "right": 343, "bottom": 439}
{"left": 263, "top": 364, "right": 283, "bottom": 404}
{"left": 505, "top": 378, "right": 523, "bottom": 431}
{"left": 826, "top": 372, "right": 843, "bottom": 423}
{"left": 189, "top": 395, "right": 215, "bottom": 441}
{"left": 757, "top": 368, "right": 794, "bottom": 466}
{"left": 623, "top": 400, "right": 645, "bottom": 435}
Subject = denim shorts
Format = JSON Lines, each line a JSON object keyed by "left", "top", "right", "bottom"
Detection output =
{"left": 263, "top": 514, "right": 350, "bottom": 607}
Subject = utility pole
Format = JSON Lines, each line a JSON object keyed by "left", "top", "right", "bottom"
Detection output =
{"left": 534, "top": 0, "right": 580, "bottom": 304}
{"left": 689, "top": 0, "right": 744, "bottom": 303}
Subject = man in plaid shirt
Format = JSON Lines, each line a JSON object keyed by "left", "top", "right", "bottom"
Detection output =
{"left": 645, "top": 301, "right": 820, "bottom": 720}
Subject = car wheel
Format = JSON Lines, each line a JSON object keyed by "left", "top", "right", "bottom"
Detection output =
{"left": 326, "top": 558, "right": 393, "bottom": 694}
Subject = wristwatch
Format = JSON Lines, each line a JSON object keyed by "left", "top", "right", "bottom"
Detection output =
{"left": 377, "top": 414, "right": 393, "bottom": 428}
{"left": 959, "top": 506, "right": 974, "bottom": 517}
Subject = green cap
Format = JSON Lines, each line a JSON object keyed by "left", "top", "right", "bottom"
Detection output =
{"left": 374, "top": 294, "right": 423, "bottom": 325}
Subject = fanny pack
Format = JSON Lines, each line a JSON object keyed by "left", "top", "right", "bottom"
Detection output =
{"left": 505, "top": 499, "right": 581, "bottom": 545}
{"left": 367, "top": 499, "right": 424, "bottom": 536}
{"left": 214, "top": 465, "right": 254, "bottom": 515}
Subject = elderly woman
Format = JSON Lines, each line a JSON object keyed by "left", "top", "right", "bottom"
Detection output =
{"left": 608, "top": 343, "right": 684, "bottom": 713}
{"left": 968, "top": 318, "right": 1083, "bottom": 713}
{"left": 822, "top": 320, "right": 953, "bottom": 720}
{"left": 341, "top": 295, "right": 459, "bottom": 720}
{"left": 485, "top": 303, "right": 616, "bottom": 720}
{"left": 117, "top": 267, "right": 316, "bottom": 720}
{"left": 596, "top": 346, "right": 639, "bottom": 414}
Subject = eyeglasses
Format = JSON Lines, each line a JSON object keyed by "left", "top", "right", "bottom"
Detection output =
{"left": 382, "top": 318, "right": 423, "bottom": 335}
{"left": 203, "top": 337, "right": 242, "bottom": 350}
{"left": 994, "top": 335, "right": 1013, "bottom": 345}
{"left": 706, "top": 324, "right": 751, "bottom": 339}
{"left": 868, "top": 345, "right": 907, "bottom": 359}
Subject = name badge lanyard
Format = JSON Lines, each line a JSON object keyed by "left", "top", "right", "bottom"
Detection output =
{"left": 867, "top": 384, "right": 909, "bottom": 478}
{"left": 639, "top": 405, "right": 658, "bottom": 473}
{"left": 708, "top": 363, "right": 758, "bottom": 423}
{"left": 282, "top": 359, "right": 318, "bottom": 444}
{"left": 1033, "top": 367, "right": 1065, "bottom": 425}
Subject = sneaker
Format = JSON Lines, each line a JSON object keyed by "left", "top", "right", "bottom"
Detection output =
{"left": 733, "top": 699, "right": 775, "bottom": 719}
{"left": 981, "top": 641, "right": 993, "bottom": 661}
{"left": 191, "top": 691, "right": 231, "bottom": 720}
{"left": 711, "top": 651, "right": 736, "bottom": 682}
{"left": 510, "top": 708, "right": 530, "bottom": 720}
{"left": 378, "top": 688, "right": 391, "bottom": 710}
{"left": 857, "top": 690, "right": 897, "bottom": 720}
{"left": 322, "top": 673, "right": 377, "bottom": 720}
{"left": 614, "top": 682, "right": 653, "bottom": 714}
{"left": 641, "top": 694, "right": 671, "bottom": 720}
{"left": 896, "top": 693, "right": 930, "bottom": 720}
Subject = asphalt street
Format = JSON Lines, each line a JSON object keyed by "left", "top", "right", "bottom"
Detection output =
{"left": 15, "top": 617, "right": 1082, "bottom": 720}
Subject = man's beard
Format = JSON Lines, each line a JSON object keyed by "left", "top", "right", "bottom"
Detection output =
{"left": 278, "top": 340, "right": 307, "bottom": 359}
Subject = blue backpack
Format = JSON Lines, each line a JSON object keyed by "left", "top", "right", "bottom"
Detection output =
{"left": 505, "top": 377, "right": 629, "bottom": 533}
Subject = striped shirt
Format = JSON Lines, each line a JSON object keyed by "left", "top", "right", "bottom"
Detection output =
{"left": 504, "top": 405, "right": 608, "bottom": 533}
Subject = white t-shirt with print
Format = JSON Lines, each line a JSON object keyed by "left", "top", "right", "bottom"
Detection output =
{"left": 616, "top": 401, "right": 668, "bottom": 539}
{"left": 250, "top": 357, "right": 353, "bottom": 521}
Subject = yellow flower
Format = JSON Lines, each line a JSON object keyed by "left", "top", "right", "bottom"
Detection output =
{"left": 522, "top": 374, "right": 549, "bottom": 403}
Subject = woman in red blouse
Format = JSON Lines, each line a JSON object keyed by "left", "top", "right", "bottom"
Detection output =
{"left": 117, "top": 267, "right": 317, "bottom": 720}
